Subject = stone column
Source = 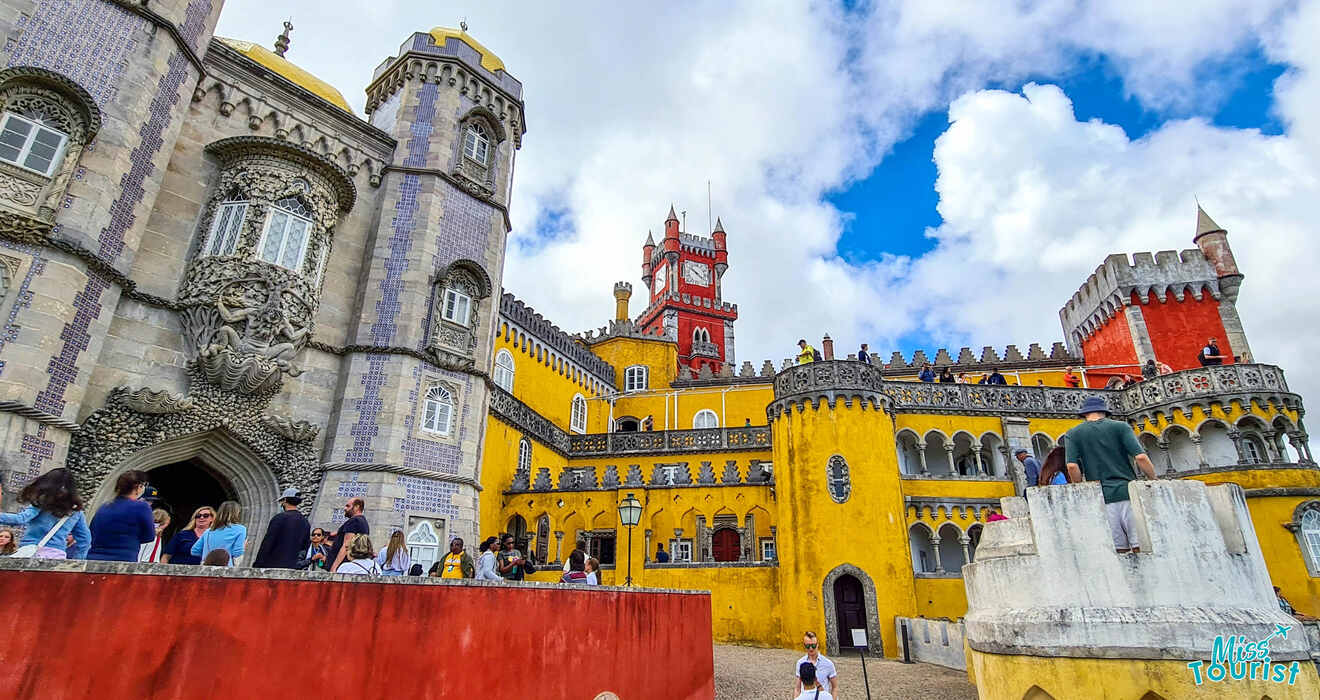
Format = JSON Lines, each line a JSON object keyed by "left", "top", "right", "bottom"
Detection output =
{"left": 1262, "top": 430, "right": 1285, "bottom": 463}
{"left": 931, "top": 534, "right": 945, "bottom": 574}
{"left": 917, "top": 449, "right": 929, "bottom": 475}
{"left": 959, "top": 535, "right": 972, "bottom": 567}
{"left": 943, "top": 444, "right": 956, "bottom": 477}
{"left": 644, "top": 528, "right": 652, "bottom": 562}
{"left": 1227, "top": 430, "right": 1247, "bottom": 464}
{"left": 1122, "top": 302, "right": 1158, "bottom": 365}
{"left": 1292, "top": 432, "right": 1315, "bottom": 465}
{"left": 745, "top": 513, "right": 757, "bottom": 562}
{"left": 1191, "top": 435, "right": 1207, "bottom": 469}
{"left": 1156, "top": 440, "right": 1175, "bottom": 475}
{"left": 553, "top": 531, "right": 564, "bottom": 563}
{"left": 695, "top": 516, "right": 709, "bottom": 563}
{"left": 975, "top": 450, "right": 987, "bottom": 476}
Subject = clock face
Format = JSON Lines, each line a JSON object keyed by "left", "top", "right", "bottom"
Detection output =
{"left": 653, "top": 263, "right": 666, "bottom": 295}
{"left": 683, "top": 260, "right": 711, "bottom": 286}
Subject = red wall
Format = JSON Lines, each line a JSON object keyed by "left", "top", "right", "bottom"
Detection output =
{"left": 1081, "top": 307, "right": 1139, "bottom": 383}
{"left": 0, "top": 568, "right": 715, "bottom": 700}
{"left": 1139, "top": 295, "right": 1230, "bottom": 370}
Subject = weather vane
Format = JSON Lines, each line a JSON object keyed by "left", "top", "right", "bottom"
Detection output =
{"left": 460, "top": 17, "right": 468, "bottom": 32}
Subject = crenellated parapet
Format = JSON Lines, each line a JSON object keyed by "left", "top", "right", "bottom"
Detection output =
{"left": 498, "top": 292, "right": 616, "bottom": 386}
{"left": 871, "top": 341, "right": 1076, "bottom": 372}
{"left": 1117, "top": 363, "right": 1302, "bottom": 427}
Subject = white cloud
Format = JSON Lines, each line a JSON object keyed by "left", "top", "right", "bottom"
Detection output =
{"left": 213, "top": 2, "right": 1320, "bottom": 399}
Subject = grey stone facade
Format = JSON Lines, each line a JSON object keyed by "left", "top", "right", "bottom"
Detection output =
{"left": 0, "top": 3, "right": 522, "bottom": 553}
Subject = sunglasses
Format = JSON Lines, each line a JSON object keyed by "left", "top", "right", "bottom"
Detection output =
{"left": 804, "top": 643, "right": 818, "bottom": 649}
{"left": 197, "top": 513, "right": 214, "bottom": 519}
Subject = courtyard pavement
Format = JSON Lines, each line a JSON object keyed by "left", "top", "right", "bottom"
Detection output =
{"left": 713, "top": 644, "right": 978, "bottom": 699}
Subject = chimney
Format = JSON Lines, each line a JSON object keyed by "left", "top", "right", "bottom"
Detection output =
{"left": 822, "top": 334, "right": 834, "bottom": 361}
{"left": 613, "top": 282, "right": 632, "bottom": 322}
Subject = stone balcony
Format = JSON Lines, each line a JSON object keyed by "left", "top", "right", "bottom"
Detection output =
{"left": 567, "top": 425, "right": 771, "bottom": 457}
{"left": 690, "top": 339, "right": 720, "bottom": 358}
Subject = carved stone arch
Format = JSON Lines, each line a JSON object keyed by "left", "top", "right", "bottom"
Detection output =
{"left": 0, "top": 66, "right": 101, "bottom": 137}
{"left": 826, "top": 454, "right": 851, "bottom": 503}
{"left": 1022, "top": 686, "right": 1057, "bottom": 700}
{"left": 428, "top": 259, "right": 493, "bottom": 368}
{"left": 1191, "top": 416, "right": 1230, "bottom": 437}
{"left": 0, "top": 66, "right": 102, "bottom": 219}
{"left": 821, "top": 563, "right": 884, "bottom": 656}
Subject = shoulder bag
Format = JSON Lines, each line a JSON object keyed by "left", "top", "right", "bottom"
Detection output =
{"left": 14, "top": 514, "right": 71, "bottom": 558}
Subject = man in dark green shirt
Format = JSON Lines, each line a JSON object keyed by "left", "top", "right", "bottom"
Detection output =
{"left": 1064, "top": 396, "right": 1157, "bottom": 553}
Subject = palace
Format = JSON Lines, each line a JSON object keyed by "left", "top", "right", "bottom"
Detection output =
{"left": 0, "top": 3, "right": 1314, "bottom": 662}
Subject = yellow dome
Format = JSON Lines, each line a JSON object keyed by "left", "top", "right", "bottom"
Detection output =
{"left": 428, "top": 27, "right": 506, "bottom": 73}
{"left": 218, "top": 38, "right": 352, "bottom": 113}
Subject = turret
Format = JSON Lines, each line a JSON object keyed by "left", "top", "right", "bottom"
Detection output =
{"left": 662, "top": 205, "right": 681, "bottom": 260}
{"left": 613, "top": 281, "right": 633, "bottom": 322}
{"left": 711, "top": 216, "right": 728, "bottom": 279}
{"left": 641, "top": 231, "right": 655, "bottom": 288}
{"left": 1192, "top": 205, "right": 1244, "bottom": 302}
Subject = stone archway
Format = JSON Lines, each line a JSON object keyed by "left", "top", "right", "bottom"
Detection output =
{"left": 821, "top": 563, "right": 884, "bottom": 657}
{"left": 88, "top": 429, "right": 283, "bottom": 560}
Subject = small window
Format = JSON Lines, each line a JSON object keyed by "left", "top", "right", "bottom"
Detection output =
{"left": 827, "top": 454, "right": 851, "bottom": 503}
{"left": 442, "top": 287, "right": 472, "bottom": 326}
{"left": 624, "top": 365, "right": 648, "bottom": 393}
{"left": 494, "top": 349, "right": 515, "bottom": 391}
{"left": 669, "top": 539, "right": 693, "bottom": 562}
{"left": 406, "top": 520, "right": 441, "bottom": 574}
{"left": 588, "top": 533, "right": 616, "bottom": 566}
{"left": 517, "top": 437, "right": 532, "bottom": 473}
{"left": 422, "top": 385, "right": 455, "bottom": 436}
{"left": 693, "top": 327, "right": 710, "bottom": 343}
{"left": 463, "top": 123, "right": 490, "bottom": 165}
{"left": 203, "top": 200, "right": 248, "bottom": 257}
{"left": 1242, "top": 435, "right": 1265, "bottom": 463}
{"left": 1301, "top": 509, "right": 1320, "bottom": 572}
{"left": 0, "top": 112, "right": 68, "bottom": 176}
{"left": 535, "top": 515, "right": 550, "bottom": 563}
{"left": 258, "top": 196, "right": 313, "bottom": 271}
{"left": 760, "top": 538, "right": 776, "bottom": 561}
{"left": 693, "top": 409, "right": 718, "bottom": 430}
{"left": 570, "top": 394, "right": 587, "bottom": 434}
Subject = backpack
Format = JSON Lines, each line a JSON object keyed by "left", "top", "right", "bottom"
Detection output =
{"left": 812, "top": 349, "right": 822, "bottom": 361}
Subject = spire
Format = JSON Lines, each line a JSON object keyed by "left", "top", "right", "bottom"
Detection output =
{"left": 644, "top": 230, "right": 655, "bottom": 246}
{"left": 1195, "top": 204, "right": 1225, "bottom": 238}
{"left": 273, "top": 20, "right": 293, "bottom": 57}
{"left": 712, "top": 216, "right": 724, "bottom": 233}
{"left": 666, "top": 205, "right": 678, "bottom": 222}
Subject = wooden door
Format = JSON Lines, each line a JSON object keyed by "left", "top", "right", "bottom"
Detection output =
{"left": 833, "top": 575, "right": 867, "bottom": 648}
{"left": 712, "top": 528, "right": 740, "bottom": 562}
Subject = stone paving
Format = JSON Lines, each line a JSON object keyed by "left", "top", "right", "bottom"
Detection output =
{"left": 713, "top": 644, "right": 977, "bottom": 699}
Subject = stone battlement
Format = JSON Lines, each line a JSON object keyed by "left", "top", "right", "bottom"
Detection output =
{"left": 965, "top": 479, "right": 1309, "bottom": 661}
{"left": 499, "top": 292, "right": 616, "bottom": 384}
{"left": 1060, "top": 249, "right": 1223, "bottom": 349}
{"left": 635, "top": 291, "right": 738, "bottom": 324}
{"left": 578, "top": 318, "right": 676, "bottom": 344}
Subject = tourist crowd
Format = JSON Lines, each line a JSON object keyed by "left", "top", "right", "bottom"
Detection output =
{"left": 0, "top": 474, "right": 601, "bottom": 585}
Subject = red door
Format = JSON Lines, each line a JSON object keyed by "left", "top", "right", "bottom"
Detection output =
{"left": 712, "top": 528, "right": 740, "bottom": 562}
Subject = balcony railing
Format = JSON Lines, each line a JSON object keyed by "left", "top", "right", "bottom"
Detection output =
{"left": 568, "top": 426, "right": 771, "bottom": 456}
{"left": 691, "top": 340, "right": 720, "bottom": 358}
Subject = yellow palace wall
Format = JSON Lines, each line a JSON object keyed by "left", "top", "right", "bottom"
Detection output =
{"left": 495, "top": 324, "right": 608, "bottom": 433}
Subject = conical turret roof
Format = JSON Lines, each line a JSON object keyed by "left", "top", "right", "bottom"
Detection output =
{"left": 713, "top": 216, "right": 724, "bottom": 233}
{"left": 666, "top": 205, "right": 678, "bottom": 222}
{"left": 1196, "top": 205, "right": 1225, "bottom": 237}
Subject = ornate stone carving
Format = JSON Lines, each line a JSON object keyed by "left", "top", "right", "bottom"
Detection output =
{"left": 0, "top": 171, "right": 41, "bottom": 207}
{"left": 697, "top": 461, "right": 716, "bottom": 485}
{"left": 532, "top": 467, "right": 552, "bottom": 491}
{"left": 721, "top": 460, "right": 741, "bottom": 484}
{"left": 261, "top": 413, "right": 320, "bottom": 442}
{"left": 488, "top": 387, "right": 572, "bottom": 455}
{"left": 195, "top": 346, "right": 284, "bottom": 395}
{"left": 601, "top": 465, "right": 619, "bottom": 489}
{"left": 827, "top": 454, "right": 851, "bottom": 503}
{"left": 110, "top": 387, "right": 195, "bottom": 415}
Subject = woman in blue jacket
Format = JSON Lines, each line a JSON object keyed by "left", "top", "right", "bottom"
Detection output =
{"left": 0, "top": 468, "right": 91, "bottom": 559}
{"left": 87, "top": 470, "right": 155, "bottom": 561}
{"left": 192, "top": 500, "right": 246, "bottom": 567}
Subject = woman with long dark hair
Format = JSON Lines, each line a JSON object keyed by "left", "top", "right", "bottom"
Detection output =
{"left": 0, "top": 527, "right": 17, "bottom": 556}
{"left": 0, "top": 468, "right": 91, "bottom": 559}
{"left": 1037, "top": 445, "right": 1072, "bottom": 486}
{"left": 88, "top": 470, "right": 156, "bottom": 561}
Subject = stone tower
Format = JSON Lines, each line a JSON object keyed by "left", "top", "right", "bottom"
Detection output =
{"left": 0, "top": 0, "right": 224, "bottom": 494}
{"left": 637, "top": 208, "right": 737, "bottom": 374}
{"left": 313, "top": 28, "right": 525, "bottom": 543}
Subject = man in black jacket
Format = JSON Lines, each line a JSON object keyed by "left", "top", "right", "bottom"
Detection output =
{"left": 253, "top": 488, "right": 311, "bottom": 568}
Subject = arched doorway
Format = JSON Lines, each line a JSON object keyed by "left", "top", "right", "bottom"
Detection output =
{"left": 506, "top": 515, "right": 529, "bottom": 553}
{"left": 833, "top": 575, "right": 867, "bottom": 651}
{"left": 88, "top": 430, "right": 282, "bottom": 564}
{"left": 146, "top": 458, "right": 237, "bottom": 543}
{"left": 712, "top": 528, "right": 740, "bottom": 562}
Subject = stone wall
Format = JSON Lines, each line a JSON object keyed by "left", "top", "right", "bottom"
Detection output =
{"left": 894, "top": 617, "right": 967, "bottom": 670}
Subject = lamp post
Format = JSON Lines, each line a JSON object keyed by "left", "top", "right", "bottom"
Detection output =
{"left": 618, "top": 492, "right": 642, "bottom": 586}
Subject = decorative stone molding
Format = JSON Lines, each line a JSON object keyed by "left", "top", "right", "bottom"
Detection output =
{"left": 0, "top": 66, "right": 102, "bottom": 221}
{"left": 488, "top": 387, "right": 572, "bottom": 455}
{"left": 500, "top": 293, "right": 616, "bottom": 386}
{"left": 821, "top": 563, "right": 886, "bottom": 657}
{"left": 261, "top": 414, "right": 320, "bottom": 442}
{"left": 428, "top": 259, "right": 494, "bottom": 368}
{"left": 567, "top": 426, "right": 771, "bottom": 457}
{"left": 826, "top": 455, "right": 851, "bottom": 503}
{"left": 110, "top": 387, "right": 195, "bottom": 415}
{"left": 1116, "top": 363, "right": 1300, "bottom": 425}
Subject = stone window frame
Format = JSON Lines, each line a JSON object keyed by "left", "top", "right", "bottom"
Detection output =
{"left": 406, "top": 519, "right": 442, "bottom": 573}
{"left": 428, "top": 259, "right": 494, "bottom": 364}
{"left": 493, "top": 348, "right": 516, "bottom": 391}
{"left": 201, "top": 195, "right": 249, "bottom": 257}
{"left": 0, "top": 111, "right": 69, "bottom": 176}
{"left": 693, "top": 326, "right": 711, "bottom": 344}
{"left": 421, "top": 383, "right": 457, "bottom": 437}
{"left": 570, "top": 393, "right": 588, "bottom": 434}
{"left": 827, "top": 454, "right": 851, "bottom": 503}
{"left": 194, "top": 137, "right": 355, "bottom": 291}
{"left": 450, "top": 106, "right": 506, "bottom": 198}
{"left": 624, "top": 365, "right": 648, "bottom": 393}
{"left": 1286, "top": 501, "right": 1320, "bottom": 577}
{"left": 0, "top": 66, "right": 102, "bottom": 222}
{"left": 255, "top": 194, "right": 316, "bottom": 272}
{"left": 693, "top": 409, "right": 719, "bottom": 430}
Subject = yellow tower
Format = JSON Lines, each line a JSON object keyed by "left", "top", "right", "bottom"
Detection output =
{"left": 769, "top": 361, "right": 916, "bottom": 656}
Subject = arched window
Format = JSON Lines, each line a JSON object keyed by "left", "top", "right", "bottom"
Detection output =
{"left": 1242, "top": 435, "right": 1266, "bottom": 463}
{"left": 827, "top": 454, "right": 851, "bottom": 503}
{"left": 536, "top": 515, "right": 550, "bottom": 563}
{"left": 0, "top": 111, "right": 68, "bottom": 176}
{"left": 462, "top": 122, "right": 490, "bottom": 165}
{"left": 570, "top": 394, "right": 587, "bottom": 434}
{"left": 517, "top": 437, "right": 532, "bottom": 474}
{"left": 693, "top": 409, "right": 718, "bottom": 430}
{"left": 203, "top": 194, "right": 248, "bottom": 257}
{"left": 493, "top": 349, "right": 515, "bottom": 391}
{"left": 422, "top": 385, "right": 455, "bottom": 436}
{"left": 406, "top": 520, "right": 441, "bottom": 574}
{"left": 258, "top": 196, "right": 313, "bottom": 271}
{"left": 624, "top": 365, "right": 648, "bottom": 393}
{"left": 441, "top": 285, "right": 473, "bottom": 326}
{"left": 1297, "top": 506, "right": 1320, "bottom": 577}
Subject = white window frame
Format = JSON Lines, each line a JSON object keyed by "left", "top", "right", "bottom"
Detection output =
{"left": 760, "top": 538, "right": 776, "bottom": 561}
{"left": 670, "top": 538, "right": 693, "bottom": 563}
{"left": 442, "top": 287, "right": 473, "bottom": 326}
{"left": 0, "top": 111, "right": 68, "bottom": 177}
{"left": 422, "top": 385, "right": 455, "bottom": 436}
{"left": 693, "top": 409, "right": 719, "bottom": 430}
{"left": 494, "top": 349, "right": 515, "bottom": 391}
{"left": 517, "top": 437, "right": 532, "bottom": 473}
{"left": 256, "top": 197, "right": 314, "bottom": 272}
{"left": 463, "top": 123, "right": 490, "bottom": 165}
{"left": 624, "top": 365, "right": 648, "bottom": 393}
{"left": 406, "top": 520, "right": 441, "bottom": 575}
{"left": 1242, "top": 435, "right": 1265, "bottom": 463}
{"left": 570, "top": 394, "right": 587, "bottom": 434}
{"left": 203, "top": 200, "right": 248, "bottom": 257}
{"left": 1300, "top": 508, "right": 1320, "bottom": 577}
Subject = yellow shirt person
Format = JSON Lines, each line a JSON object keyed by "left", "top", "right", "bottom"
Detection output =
{"left": 441, "top": 551, "right": 465, "bottom": 578}
{"left": 797, "top": 339, "right": 816, "bottom": 364}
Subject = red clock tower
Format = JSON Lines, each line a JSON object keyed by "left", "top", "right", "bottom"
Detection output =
{"left": 637, "top": 206, "right": 738, "bottom": 373}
